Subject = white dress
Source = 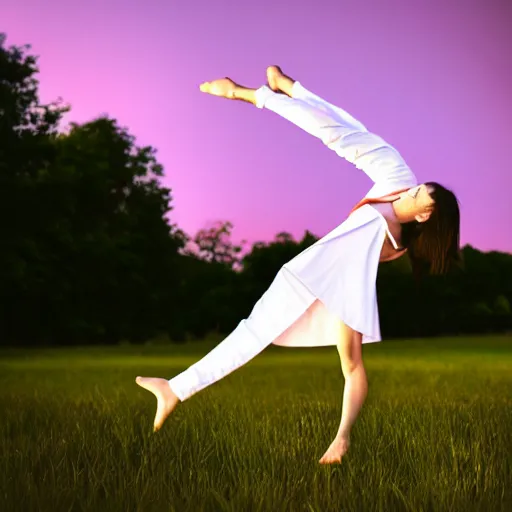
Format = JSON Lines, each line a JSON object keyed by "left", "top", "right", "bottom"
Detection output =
{"left": 274, "top": 204, "right": 400, "bottom": 346}
{"left": 168, "top": 82, "right": 418, "bottom": 401}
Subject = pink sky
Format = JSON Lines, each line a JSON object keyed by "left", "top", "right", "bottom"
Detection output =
{"left": 3, "top": 0, "right": 512, "bottom": 252}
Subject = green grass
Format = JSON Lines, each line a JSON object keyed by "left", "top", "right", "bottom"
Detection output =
{"left": 1, "top": 336, "right": 511, "bottom": 511}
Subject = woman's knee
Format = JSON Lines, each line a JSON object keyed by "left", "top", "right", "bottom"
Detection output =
{"left": 341, "top": 356, "right": 363, "bottom": 376}
{"left": 337, "top": 324, "right": 363, "bottom": 375}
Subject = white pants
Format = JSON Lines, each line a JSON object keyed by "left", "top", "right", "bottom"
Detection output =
{"left": 169, "top": 267, "right": 316, "bottom": 400}
{"left": 169, "top": 82, "right": 415, "bottom": 401}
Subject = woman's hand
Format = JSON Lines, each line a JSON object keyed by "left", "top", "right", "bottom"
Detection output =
{"left": 319, "top": 436, "right": 350, "bottom": 464}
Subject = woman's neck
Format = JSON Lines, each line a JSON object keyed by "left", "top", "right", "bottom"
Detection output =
{"left": 370, "top": 202, "right": 404, "bottom": 246}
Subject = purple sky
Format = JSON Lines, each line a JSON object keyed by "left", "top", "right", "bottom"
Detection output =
{"left": 4, "top": 0, "right": 512, "bottom": 252}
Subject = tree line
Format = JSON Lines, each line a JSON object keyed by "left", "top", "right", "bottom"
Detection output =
{"left": 1, "top": 34, "right": 510, "bottom": 347}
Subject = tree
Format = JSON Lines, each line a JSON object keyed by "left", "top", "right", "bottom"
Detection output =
{"left": 0, "top": 33, "right": 67, "bottom": 343}
{"left": 494, "top": 295, "right": 511, "bottom": 315}
{"left": 0, "top": 35, "right": 184, "bottom": 345}
{"left": 45, "top": 118, "right": 184, "bottom": 343}
{"left": 184, "top": 221, "right": 244, "bottom": 269}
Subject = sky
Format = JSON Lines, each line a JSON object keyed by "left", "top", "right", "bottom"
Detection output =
{"left": 3, "top": 0, "right": 512, "bottom": 252}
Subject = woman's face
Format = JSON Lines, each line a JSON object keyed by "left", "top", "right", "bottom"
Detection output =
{"left": 399, "top": 184, "right": 435, "bottom": 223}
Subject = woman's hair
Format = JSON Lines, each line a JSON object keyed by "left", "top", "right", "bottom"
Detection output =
{"left": 401, "top": 182, "right": 461, "bottom": 279}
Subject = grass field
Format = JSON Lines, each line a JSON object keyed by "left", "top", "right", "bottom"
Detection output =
{"left": 1, "top": 336, "right": 511, "bottom": 511}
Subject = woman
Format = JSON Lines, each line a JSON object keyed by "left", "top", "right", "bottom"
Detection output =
{"left": 136, "top": 66, "right": 460, "bottom": 464}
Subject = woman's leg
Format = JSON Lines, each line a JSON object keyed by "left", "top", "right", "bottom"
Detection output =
{"left": 266, "top": 66, "right": 418, "bottom": 194}
{"left": 319, "top": 320, "right": 367, "bottom": 464}
{"left": 135, "top": 319, "right": 272, "bottom": 431}
{"left": 168, "top": 319, "right": 271, "bottom": 400}
{"left": 136, "top": 267, "right": 315, "bottom": 431}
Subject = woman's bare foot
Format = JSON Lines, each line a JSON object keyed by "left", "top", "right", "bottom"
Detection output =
{"left": 319, "top": 436, "right": 350, "bottom": 464}
{"left": 135, "top": 376, "right": 180, "bottom": 432}
{"left": 266, "top": 65, "right": 296, "bottom": 97}
{"left": 199, "top": 77, "right": 238, "bottom": 98}
{"left": 199, "top": 78, "right": 257, "bottom": 105}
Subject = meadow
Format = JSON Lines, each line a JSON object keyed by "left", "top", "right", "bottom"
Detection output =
{"left": 1, "top": 335, "right": 511, "bottom": 512}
